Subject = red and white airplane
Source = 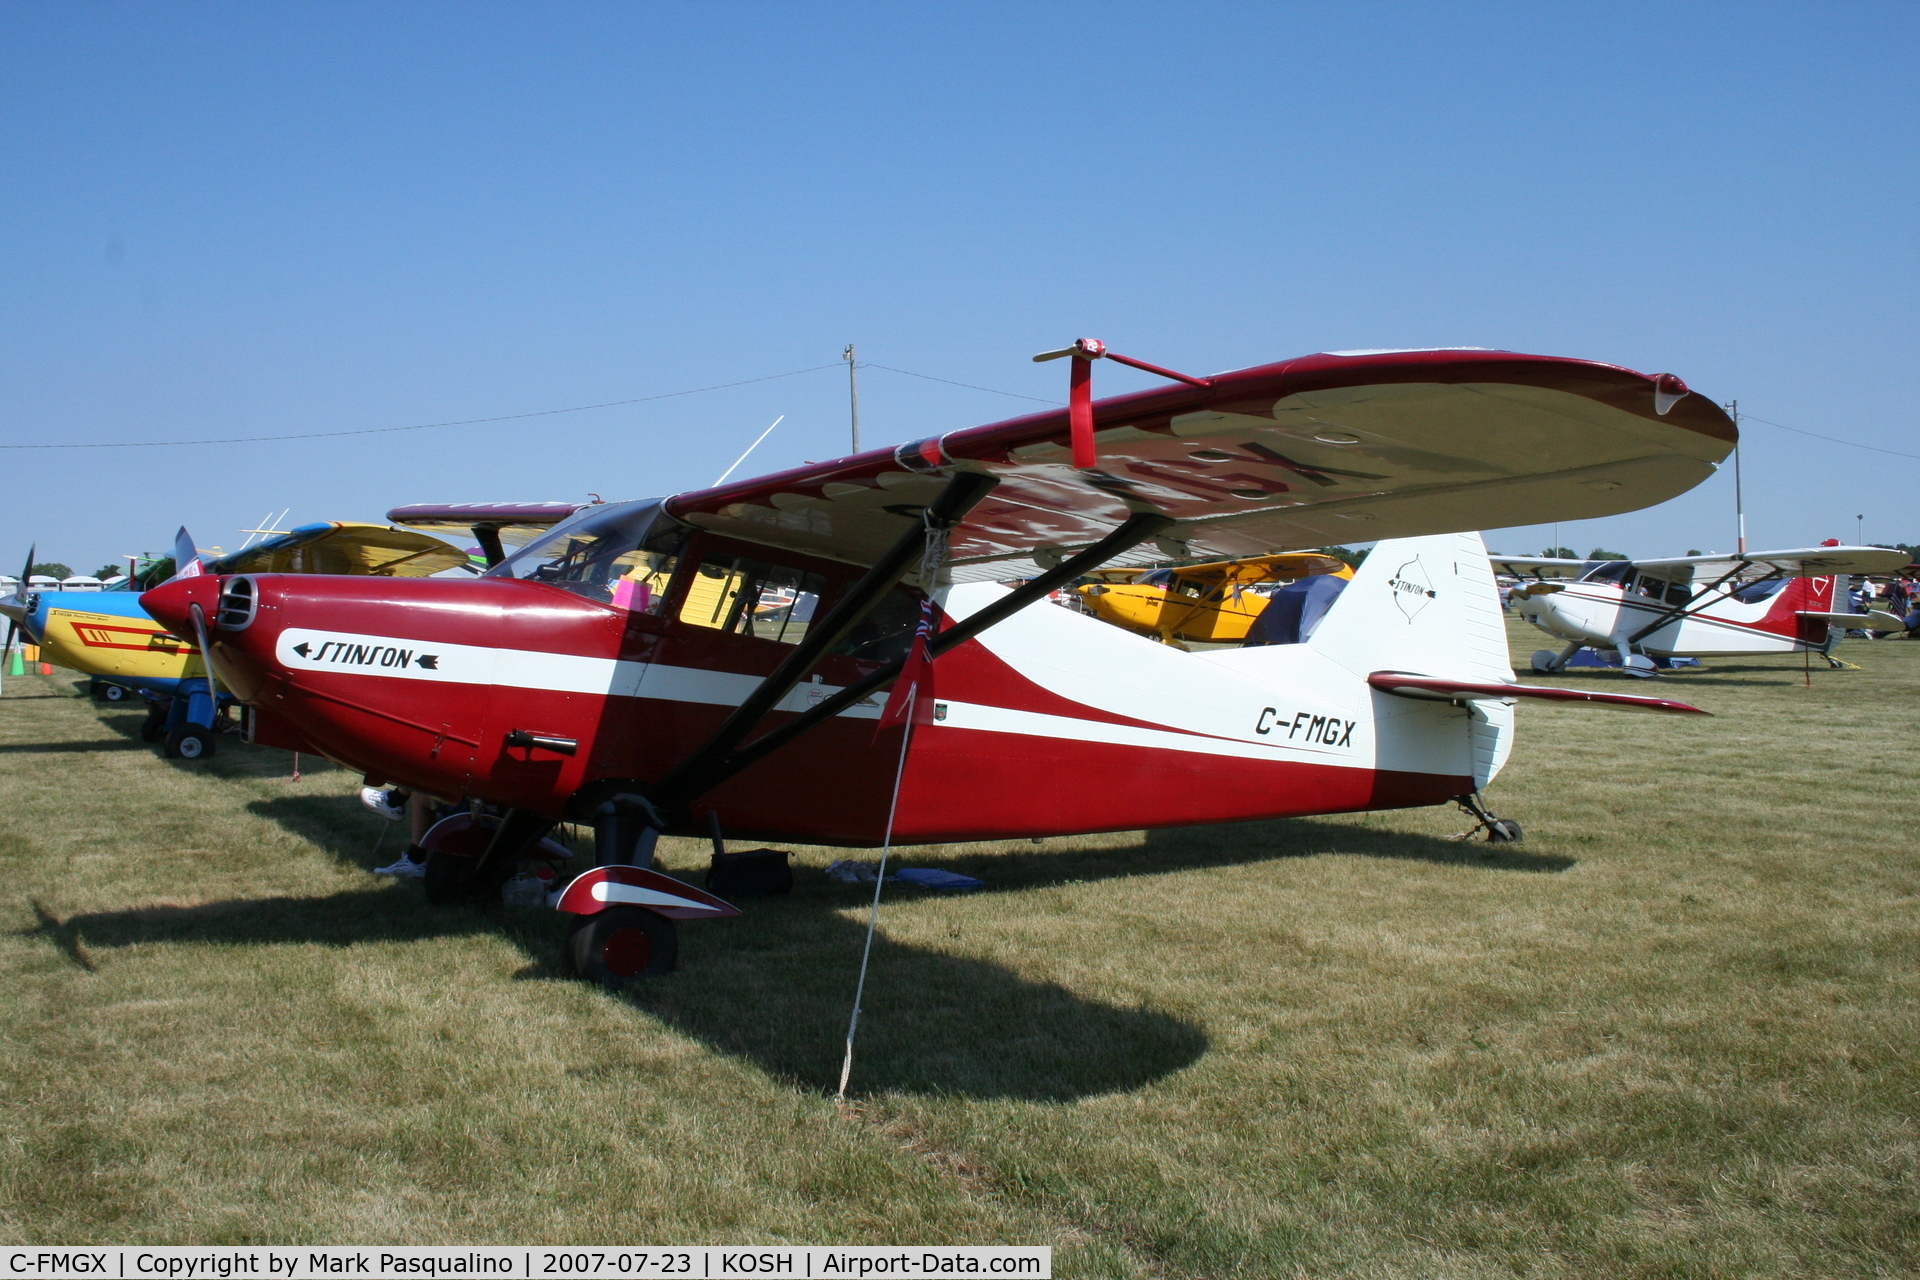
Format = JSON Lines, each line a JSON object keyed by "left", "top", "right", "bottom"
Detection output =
{"left": 144, "top": 346, "right": 1734, "bottom": 982}
{"left": 1495, "top": 544, "right": 1910, "bottom": 675}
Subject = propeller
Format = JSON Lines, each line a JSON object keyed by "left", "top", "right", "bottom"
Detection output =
{"left": 169, "top": 527, "right": 203, "bottom": 581}
{"left": 175, "top": 526, "right": 222, "bottom": 719}
{"left": 187, "top": 600, "right": 223, "bottom": 715}
{"left": 0, "top": 543, "right": 35, "bottom": 691}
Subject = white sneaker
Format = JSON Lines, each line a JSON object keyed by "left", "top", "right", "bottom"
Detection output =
{"left": 360, "top": 787, "right": 406, "bottom": 822}
{"left": 373, "top": 856, "right": 427, "bottom": 878}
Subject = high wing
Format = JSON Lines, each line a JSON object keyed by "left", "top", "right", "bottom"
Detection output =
{"left": 661, "top": 348, "right": 1737, "bottom": 581}
{"left": 207, "top": 523, "right": 471, "bottom": 577}
{"left": 1490, "top": 545, "right": 1911, "bottom": 583}
{"left": 1628, "top": 546, "right": 1913, "bottom": 578}
{"left": 387, "top": 501, "right": 587, "bottom": 550}
{"left": 1164, "top": 552, "right": 1351, "bottom": 584}
{"left": 1487, "top": 555, "right": 1594, "bottom": 579}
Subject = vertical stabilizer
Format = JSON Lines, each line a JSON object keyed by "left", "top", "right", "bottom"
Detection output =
{"left": 1306, "top": 531, "right": 1512, "bottom": 683}
{"left": 1307, "top": 531, "right": 1515, "bottom": 787}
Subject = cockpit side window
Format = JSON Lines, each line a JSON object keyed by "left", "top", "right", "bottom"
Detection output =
{"left": 1732, "top": 577, "right": 1789, "bottom": 604}
{"left": 678, "top": 554, "right": 827, "bottom": 646}
{"left": 832, "top": 585, "right": 922, "bottom": 663}
{"left": 487, "top": 499, "right": 689, "bottom": 613}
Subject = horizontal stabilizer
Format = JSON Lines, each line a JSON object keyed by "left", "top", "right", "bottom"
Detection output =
{"left": 1799, "top": 610, "right": 1906, "bottom": 631}
{"left": 1368, "top": 671, "right": 1708, "bottom": 715}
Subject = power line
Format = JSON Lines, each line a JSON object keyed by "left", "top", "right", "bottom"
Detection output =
{"left": 1740, "top": 413, "right": 1920, "bottom": 462}
{"left": 859, "top": 362, "right": 1062, "bottom": 405}
{"left": 1, "top": 356, "right": 1062, "bottom": 450}
{"left": 0, "top": 363, "right": 844, "bottom": 450}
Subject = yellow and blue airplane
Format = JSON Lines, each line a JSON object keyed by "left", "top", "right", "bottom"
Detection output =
{"left": 2, "top": 523, "right": 468, "bottom": 758}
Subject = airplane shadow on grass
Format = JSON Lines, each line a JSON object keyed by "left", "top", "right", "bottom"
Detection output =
{"left": 39, "top": 797, "right": 1570, "bottom": 1102}
{"left": 0, "top": 738, "right": 152, "bottom": 754}
{"left": 45, "top": 881, "right": 1204, "bottom": 1103}
{"left": 37, "top": 796, "right": 1206, "bottom": 1102}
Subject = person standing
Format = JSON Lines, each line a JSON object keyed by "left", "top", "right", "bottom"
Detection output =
{"left": 364, "top": 787, "right": 436, "bottom": 877}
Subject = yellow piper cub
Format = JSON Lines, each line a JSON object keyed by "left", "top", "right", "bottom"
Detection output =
{"left": 1075, "top": 551, "right": 1353, "bottom": 647}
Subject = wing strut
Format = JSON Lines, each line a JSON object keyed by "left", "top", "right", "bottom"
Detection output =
{"left": 471, "top": 524, "right": 507, "bottom": 568}
{"left": 1625, "top": 564, "right": 1777, "bottom": 645}
{"left": 687, "top": 511, "right": 1178, "bottom": 802}
{"left": 645, "top": 470, "right": 1001, "bottom": 814}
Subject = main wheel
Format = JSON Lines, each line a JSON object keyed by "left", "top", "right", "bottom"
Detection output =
{"left": 164, "top": 724, "right": 215, "bottom": 760}
{"left": 567, "top": 907, "right": 677, "bottom": 985}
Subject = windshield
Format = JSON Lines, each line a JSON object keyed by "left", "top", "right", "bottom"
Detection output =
{"left": 487, "top": 499, "right": 688, "bottom": 610}
{"left": 1578, "top": 560, "right": 1635, "bottom": 584}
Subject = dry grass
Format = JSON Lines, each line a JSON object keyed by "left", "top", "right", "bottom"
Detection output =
{"left": 1, "top": 624, "right": 1915, "bottom": 1277}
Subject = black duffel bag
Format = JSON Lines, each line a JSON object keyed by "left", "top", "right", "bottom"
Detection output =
{"left": 706, "top": 847, "right": 793, "bottom": 897}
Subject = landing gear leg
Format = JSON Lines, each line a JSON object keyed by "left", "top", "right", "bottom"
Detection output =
{"left": 162, "top": 679, "right": 218, "bottom": 759}
{"left": 568, "top": 793, "right": 677, "bottom": 982}
{"left": 423, "top": 808, "right": 554, "bottom": 906}
{"left": 1531, "top": 642, "right": 1582, "bottom": 674}
{"left": 594, "top": 793, "right": 664, "bottom": 869}
{"left": 1450, "top": 793, "right": 1522, "bottom": 844}
{"left": 1614, "top": 642, "right": 1658, "bottom": 678}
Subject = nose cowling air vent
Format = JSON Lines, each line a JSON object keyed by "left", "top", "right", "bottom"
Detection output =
{"left": 215, "top": 576, "right": 257, "bottom": 630}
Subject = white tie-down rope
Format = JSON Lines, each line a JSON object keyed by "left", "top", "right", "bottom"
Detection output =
{"left": 835, "top": 513, "right": 949, "bottom": 1101}
{"left": 834, "top": 691, "right": 917, "bottom": 1102}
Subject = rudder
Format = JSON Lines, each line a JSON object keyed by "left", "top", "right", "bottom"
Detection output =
{"left": 1306, "top": 531, "right": 1515, "bottom": 788}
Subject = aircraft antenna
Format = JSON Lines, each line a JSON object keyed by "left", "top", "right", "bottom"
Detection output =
{"left": 1726, "top": 400, "right": 1746, "bottom": 555}
{"left": 843, "top": 344, "right": 861, "bottom": 454}
{"left": 712, "top": 415, "right": 785, "bottom": 487}
{"left": 237, "top": 509, "right": 291, "bottom": 551}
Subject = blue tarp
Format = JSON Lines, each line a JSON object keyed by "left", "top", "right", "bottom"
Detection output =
{"left": 1244, "top": 575, "right": 1349, "bottom": 646}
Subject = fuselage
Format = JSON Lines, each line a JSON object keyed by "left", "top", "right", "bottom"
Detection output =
{"left": 145, "top": 529, "right": 1500, "bottom": 846}
{"left": 2, "top": 588, "right": 207, "bottom": 695}
{"left": 1516, "top": 568, "right": 1835, "bottom": 658}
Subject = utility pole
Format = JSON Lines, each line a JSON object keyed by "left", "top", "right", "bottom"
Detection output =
{"left": 843, "top": 344, "right": 861, "bottom": 454}
{"left": 1726, "top": 400, "right": 1746, "bottom": 556}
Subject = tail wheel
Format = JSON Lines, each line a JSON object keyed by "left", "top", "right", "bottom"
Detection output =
{"left": 1486, "top": 819, "right": 1523, "bottom": 844}
{"left": 164, "top": 724, "right": 215, "bottom": 760}
{"left": 568, "top": 907, "right": 677, "bottom": 985}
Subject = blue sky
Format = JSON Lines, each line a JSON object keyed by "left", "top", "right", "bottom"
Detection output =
{"left": 3, "top": 1, "right": 1914, "bottom": 574}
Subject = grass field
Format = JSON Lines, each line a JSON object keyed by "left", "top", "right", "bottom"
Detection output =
{"left": 1, "top": 621, "right": 1915, "bottom": 1277}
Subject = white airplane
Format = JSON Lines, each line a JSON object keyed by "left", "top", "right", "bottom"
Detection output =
{"left": 1495, "top": 544, "right": 1910, "bottom": 675}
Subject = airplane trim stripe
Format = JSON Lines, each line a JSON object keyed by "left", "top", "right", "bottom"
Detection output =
{"left": 269, "top": 625, "right": 1365, "bottom": 761}
{"left": 1543, "top": 588, "right": 1821, "bottom": 642}
{"left": 933, "top": 699, "right": 1367, "bottom": 763}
